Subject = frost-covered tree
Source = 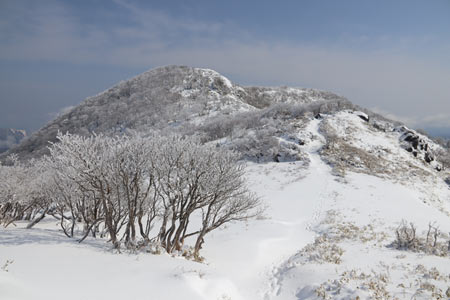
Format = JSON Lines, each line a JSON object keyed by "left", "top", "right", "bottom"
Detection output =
{"left": 49, "top": 134, "right": 120, "bottom": 248}
{"left": 0, "top": 158, "right": 27, "bottom": 226}
{"left": 435, "top": 148, "right": 450, "bottom": 172}
{"left": 153, "top": 135, "right": 262, "bottom": 256}
{"left": 48, "top": 132, "right": 160, "bottom": 249}
{"left": 0, "top": 156, "right": 53, "bottom": 228}
{"left": 2, "top": 131, "right": 263, "bottom": 257}
{"left": 191, "top": 154, "right": 261, "bottom": 260}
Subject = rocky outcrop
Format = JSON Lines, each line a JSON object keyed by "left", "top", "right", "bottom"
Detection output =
{"left": 353, "top": 111, "right": 369, "bottom": 122}
{"left": 397, "top": 126, "right": 437, "bottom": 166}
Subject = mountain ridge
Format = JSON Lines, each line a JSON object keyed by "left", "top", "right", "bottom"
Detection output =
{"left": 2, "top": 65, "right": 447, "bottom": 185}
{"left": 1, "top": 65, "right": 350, "bottom": 160}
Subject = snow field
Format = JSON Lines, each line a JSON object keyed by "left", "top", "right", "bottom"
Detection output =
{"left": 1, "top": 116, "right": 449, "bottom": 300}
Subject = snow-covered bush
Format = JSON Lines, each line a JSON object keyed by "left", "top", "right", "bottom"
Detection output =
{"left": 1, "top": 131, "right": 263, "bottom": 257}
{"left": 436, "top": 148, "right": 450, "bottom": 171}
{"left": 0, "top": 132, "right": 263, "bottom": 257}
{"left": 391, "top": 220, "right": 449, "bottom": 257}
{"left": 192, "top": 99, "right": 355, "bottom": 163}
{"left": 300, "top": 235, "right": 344, "bottom": 264}
{"left": 315, "top": 269, "right": 391, "bottom": 300}
{"left": 47, "top": 132, "right": 162, "bottom": 248}
{"left": 393, "top": 221, "right": 420, "bottom": 250}
{"left": 150, "top": 134, "right": 261, "bottom": 259}
{"left": 0, "top": 156, "right": 53, "bottom": 228}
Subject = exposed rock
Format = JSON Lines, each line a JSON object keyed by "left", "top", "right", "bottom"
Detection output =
{"left": 354, "top": 111, "right": 369, "bottom": 122}
{"left": 398, "top": 127, "right": 436, "bottom": 165}
{"left": 424, "top": 152, "right": 434, "bottom": 163}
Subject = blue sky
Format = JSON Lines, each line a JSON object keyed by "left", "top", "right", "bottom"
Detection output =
{"left": 1, "top": 0, "right": 450, "bottom": 136}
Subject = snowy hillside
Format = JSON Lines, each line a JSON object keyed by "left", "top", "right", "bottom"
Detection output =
{"left": 2, "top": 114, "right": 450, "bottom": 300}
{"left": 1, "top": 65, "right": 347, "bottom": 161}
{"left": 1, "top": 66, "right": 450, "bottom": 300}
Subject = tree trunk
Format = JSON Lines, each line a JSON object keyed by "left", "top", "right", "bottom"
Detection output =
{"left": 193, "top": 230, "right": 207, "bottom": 261}
{"left": 26, "top": 208, "right": 48, "bottom": 229}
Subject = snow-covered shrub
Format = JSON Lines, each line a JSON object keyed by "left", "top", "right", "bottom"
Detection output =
{"left": 393, "top": 221, "right": 420, "bottom": 250}
{"left": 47, "top": 132, "right": 158, "bottom": 249}
{"left": 315, "top": 269, "right": 391, "bottom": 300}
{"left": 26, "top": 131, "right": 264, "bottom": 257}
{"left": 391, "top": 220, "right": 449, "bottom": 257}
{"left": 299, "top": 235, "right": 344, "bottom": 264}
{"left": 319, "top": 119, "right": 393, "bottom": 177}
{"left": 315, "top": 263, "right": 450, "bottom": 300}
{"left": 193, "top": 100, "right": 354, "bottom": 163}
{"left": 436, "top": 148, "right": 450, "bottom": 171}
{"left": 0, "top": 156, "right": 53, "bottom": 228}
{"left": 152, "top": 134, "right": 262, "bottom": 259}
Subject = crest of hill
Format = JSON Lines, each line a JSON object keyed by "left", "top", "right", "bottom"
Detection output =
{"left": 2, "top": 65, "right": 350, "bottom": 160}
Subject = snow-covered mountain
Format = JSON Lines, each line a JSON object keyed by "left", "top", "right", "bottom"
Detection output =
{"left": 2, "top": 65, "right": 348, "bottom": 160}
{"left": 3, "top": 66, "right": 445, "bottom": 184}
{"left": 1, "top": 66, "right": 450, "bottom": 300}
{"left": 0, "top": 128, "right": 26, "bottom": 153}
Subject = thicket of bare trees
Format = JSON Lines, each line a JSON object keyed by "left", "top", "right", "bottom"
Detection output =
{"left": 0, "top": 132, "right": 262, "bottom": 259}
{"left": 436, "top": 148, "right": 450, "bottom": 171}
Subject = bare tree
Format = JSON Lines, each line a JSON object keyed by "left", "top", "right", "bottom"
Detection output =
{"left": 8, "top": 131, "right": 264, "bottom": 257}
{"left": 0, "top": 156, "right": 52, "bottom": 228}
{"left": 48, "top": 132, "right": 160, "bottom": 249}
{"left": 49, "top": 133, "right": 127, "bottom": 248}
{"left": 152, "top": 135, "right": 263, "bottom": 258}
{"left": 192, "top": 155, "right": 262, "bottom": 260}
{"left": 436, "top": 148, "right": 450, "bottom": 171}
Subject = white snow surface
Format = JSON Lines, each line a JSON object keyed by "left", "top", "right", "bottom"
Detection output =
{"left": 1, "top": 117, "right": 450, "bottom": 300}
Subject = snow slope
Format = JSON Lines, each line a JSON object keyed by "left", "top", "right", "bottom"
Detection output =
{"left": 1, "top": 116, "right": 450, "bottom": 300}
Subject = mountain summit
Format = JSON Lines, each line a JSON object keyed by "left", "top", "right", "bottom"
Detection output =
{"left": 3, "top": 65, "right": 348, "bottom": 160}
{"left": 2, "top": 65, "right": 446, "bottom": 181}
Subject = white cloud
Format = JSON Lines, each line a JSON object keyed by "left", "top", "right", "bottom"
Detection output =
{"left": 371, "top": 107, "right": 450, "bottom": 132}
{"left": 370, "top": 107, "right": 417, "bottom": 126}
{"left": 421, "top": 114, "right": 450, "bottom": 129}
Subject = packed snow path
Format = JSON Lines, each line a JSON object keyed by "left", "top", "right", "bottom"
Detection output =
{"left": 203, "top": 118, "right": 339, "bottom": 299}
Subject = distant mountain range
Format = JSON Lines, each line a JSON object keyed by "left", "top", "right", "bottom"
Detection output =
{"left": 0, "top": 128, "right": 26, "bottom": 153}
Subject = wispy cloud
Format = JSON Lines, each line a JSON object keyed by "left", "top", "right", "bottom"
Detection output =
{"left": 370, "top": 107, "right": 417, "bottom": 126}
{"left": 0, "top": 0, "right": 235, "bottom": 64}
{"left": 421, "top": 114, "right": 450, "bottom": 129}
{"left": 371, "top": 107, "right": 450, "bottom": 131}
